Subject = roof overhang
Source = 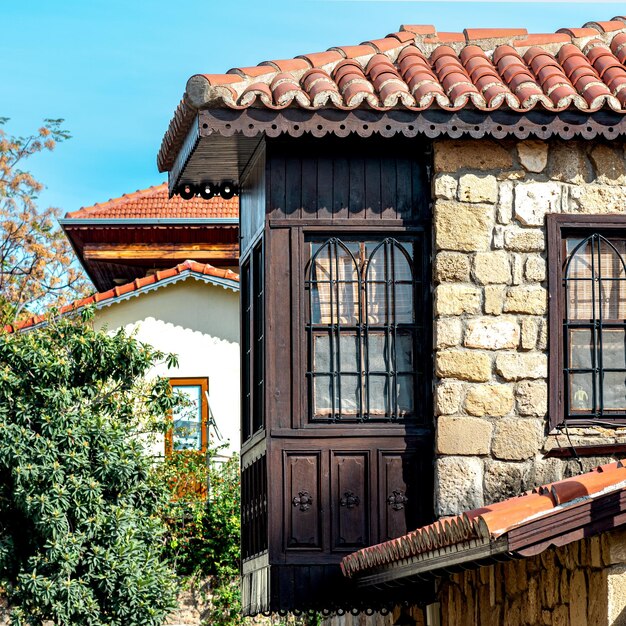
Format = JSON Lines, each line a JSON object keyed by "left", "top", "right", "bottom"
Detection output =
{"left": 167, "top": 106, "right": 626, "bottom": 196}
{"left": 59, "top": 217, "right": 238, "bottom": 227}
{"left": 348, "top": 478, "right": 626, "bottom": 592}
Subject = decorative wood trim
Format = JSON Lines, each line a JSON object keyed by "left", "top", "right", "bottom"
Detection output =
{"left": 198, "top": 108, "right": 626, "bottom": 143}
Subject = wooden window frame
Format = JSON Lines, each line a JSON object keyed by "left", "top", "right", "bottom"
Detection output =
{"left": 303, "top": 233, "right": 427, "bottom": 425}
{"left": 166, "top": 377, "right": 209, "bottom": 454}
{"left": 548, "top": 214, "right": 626, "bottom": 430}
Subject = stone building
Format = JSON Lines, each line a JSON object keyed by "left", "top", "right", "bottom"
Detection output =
{"left": 156, "top": 14, "right": 626, "bottom": 625}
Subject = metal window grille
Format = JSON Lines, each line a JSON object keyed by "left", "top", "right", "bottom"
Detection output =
{"left": 305, "top": 237, "right": 420, "bottom": 422}
{"left": 564, "top": 233, "right": 626, "bottom": 421}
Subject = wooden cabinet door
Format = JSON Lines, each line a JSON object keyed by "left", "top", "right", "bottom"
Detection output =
{"left": 284, "top": 452, "right": 322, "bottom": 550}
{"left": 331, "top": 452, "right": 369, "bottom": 551}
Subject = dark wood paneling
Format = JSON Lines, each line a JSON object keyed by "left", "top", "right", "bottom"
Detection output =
{"left": 332, "top": 452, "right": 369, "bottom": 550}
{"left": 285, "top": 452, "right": 322, "bottom": 549}
{"left": 240, "top": 146, "right": 266, "bottom": 258}
{"left": 265, "top": 137, "right": 431, "bottom": 223}
{"left": 378, "top": 450, "right": 421, "bottom": 542}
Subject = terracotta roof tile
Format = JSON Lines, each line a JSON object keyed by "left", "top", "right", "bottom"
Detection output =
{"left": 65, "top": 183, "right": 238, "bottom": 220}
{"left": 158, "top": 16, "right": 626, "bottom": 172}
{"left": 3, "top": 261, "right": 240, "bottom": 333}
{"left": 341, "top": 461, "right": 626, "bottom": 578}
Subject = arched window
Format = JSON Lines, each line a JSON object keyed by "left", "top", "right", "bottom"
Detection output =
{"left": 306, "top": 237, "right": 420, "bottom": 422}
{"left": 564, "top": 234, "right": 626, "bottom": 419}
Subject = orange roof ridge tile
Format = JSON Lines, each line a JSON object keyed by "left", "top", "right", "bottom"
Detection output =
{"left": 3, "top": 261, "right": 240, "bottom": 334}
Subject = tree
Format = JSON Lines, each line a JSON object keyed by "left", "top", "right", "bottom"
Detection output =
{"left": 0, "top": 118, "right": 88, "bottom": 325}
{"left": 0, "top": 312, "right": 178, "bottom": 625}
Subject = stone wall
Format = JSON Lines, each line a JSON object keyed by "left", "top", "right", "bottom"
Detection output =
{"left": 433, "top": 138, "right": 626, "bottom": 515}
{"left": 438, "top": 529, "right": 626, "bottom": 626}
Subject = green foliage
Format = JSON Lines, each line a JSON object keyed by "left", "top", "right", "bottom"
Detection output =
{"left": 0, "top": 314, "right": 179, "bottom": 625}
{"left": 158, "top": 449, "right": 243, "bottom": 624}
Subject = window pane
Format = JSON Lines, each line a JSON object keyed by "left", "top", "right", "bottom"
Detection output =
{"left": 314, "top": 375, "right": 333, "bottom": 416}
{"left": 173, "top": 385, "right": 203, "bottom": 451}
{"left": 314, "top": 334, "right": 332, "bottom": 372}
{"left": 569, "top": 329, "right": 593, "bottom": 370}
{"left": 367, "top": 333, "right": 389, "bottom": 372}
{"left": 395, "top": 283, "right": 414, "bottom": 323}
{"left": 339, "top": 375, "right": 360, "bottom": 414}
{"left": 339, "top": 335, "right": 359, "bottom": 372}
{"left": 367, "top": 375, "right": 390, "bottom": 415}
{"left": 602, "top": 330, "right": 626, "bottom": 370}
{"left": 569, "top": 373, "right": 593, "bottom": 412}
{"left": 603, "top": 372, "right": 626, "bottom": 410}
{"left": 397, "top": 375, "right": 414, "bottom": 416}
{"left": 396, "top": 334, "right": 414, "bottom": 372}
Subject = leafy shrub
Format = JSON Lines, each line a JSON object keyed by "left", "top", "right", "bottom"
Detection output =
{"left": 0, "top": 314, "right": 178, "bottom": 626}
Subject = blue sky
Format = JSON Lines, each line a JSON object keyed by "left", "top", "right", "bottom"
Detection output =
{"left": 1, "top": 1, "right": 624, "bottom": 215}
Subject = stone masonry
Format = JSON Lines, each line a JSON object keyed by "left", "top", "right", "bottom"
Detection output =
{"left": 433, "top": 138, "right": 626, "bottom": 516}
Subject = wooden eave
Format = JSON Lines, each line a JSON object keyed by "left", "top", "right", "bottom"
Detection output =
{"left": 63, "top": 221, "right": 239, "bottom": 291}
{"left": 167, "top": 106, "right": 626, "bottom": 196}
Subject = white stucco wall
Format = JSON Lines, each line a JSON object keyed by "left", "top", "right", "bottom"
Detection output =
{"left": 93, "top": 278, "right": 240, "bottom": 457}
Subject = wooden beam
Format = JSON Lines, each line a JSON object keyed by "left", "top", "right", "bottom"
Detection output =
{"left": 83, "top": 242, "right": 239, "bottom": 261}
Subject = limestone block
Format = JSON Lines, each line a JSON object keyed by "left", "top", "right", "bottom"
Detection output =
{"left": 436, "top": 350, "right": 492, "bottom": 382}
{"left": 484, "top": 285, "right": 506, "bottom": 315}
{"left": 492, "top": 418, "right": 543, "bottom": 460}
{"left": 436, "top": 415, "right": 493, "bottom": 455}
{"left": 520, "top": 317, "right": 540, "bottom": 350}
{"left": 464, "top": 317, "right": 520, "bottom": 350}
{"left": 435, "top": 318, "right": 463, "bottom": 349}
{"left": 504, "top": 227, "right": 545, "bottom": 252}
{"left": 569, "top": 185, "right": 626, "bottom": 214}
{"left": 514, "top": 181, "right": 562, "bottom": 226}
{"left": 458, "top": 174, "right": 498, "bottom": 204}
{"left": 516, "top": 380, "right": 547, "bottom": 416}
{"left": 517, "top": 140, "right": 548, "bottom": 173}
{"left": 464, "top": 383, "right": 514, "bottom": 417}
{"left": 503, "top": 286, "right": 548, "bottom": 315}
{"left": 568, "top": 569, "right": 587, "bottom": 626}
{"left": 495, "top": 352, "right": 547, "bottom": 381}
{"left": 549, "top": 143, "right": 592, "bottom": 184}
{"left": 525, "top": 255, "right": 546, "bottom": 282}
{"left": 435, "top": 284, "right": 481, "bottom": 316}
{"left": 497, "top": 181, "right": 513, "bottom": 224}
{"left": 434, "top": 140, "right": 513, "bottom": 173}
{"left": 484, "top": 460, "right": 528, "bottom": 504}
{"left": 473, "top": 251, "right": 511, "bottom": 285}
{"left": 527, "top": 457, "right": 563, "bottom": 490}
{"left": 492, "top": 225, "right": 505, "bottom": 249}
{"left": 435, "top": 381, "right": 464, "bottom": 415}
{"left": 434, "top": 252, "right": 470, "bottom": 283}
{"left": 587, "top": 569, "right": 608, "bottom": 626}
{"left": 511, "top": 254, "right": 524, "bottom": 286}
{"left": 434, "top": 173, "right": 458, "bottom": 199}
{"left": 538, "top": 319, "right": 548, "bottom": 351}
{"left": 608, "top": 564, "right": 626, "bottom": 625}
{"left": 435, "top": 200, "right": 494, "bottom": 252}
{"left": 590, "top": 144, "right": 626, "bottom": 185}
{"left": 434, "top": 456, "right": 484, "bottom": 516}
{"left": 604, "top": 530, "right": 626, "bottom": 565}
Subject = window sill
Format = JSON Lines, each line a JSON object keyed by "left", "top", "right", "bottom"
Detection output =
{"left": 544, "top": 443, "right": 626, "bottom": 459}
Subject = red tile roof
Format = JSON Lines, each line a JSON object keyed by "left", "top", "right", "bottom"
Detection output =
{"left": 3, "top": 261, "right": 239, "bottom": 333}
{"left": 65, "top": 183, "right": 238, "bottom": 220}
{"left": 159, "top": 17, "right": 626, "bottom": 171}
{"left": 341, "top": 461, "right": 626, "bottom": 580}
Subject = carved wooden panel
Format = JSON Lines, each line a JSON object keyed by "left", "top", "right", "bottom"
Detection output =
{"left": 378, "top": 450, "right": 421, "bottom": 543}
{"left": 331, "top": 452, "right": 369, "bottom": 550}
{"left": 284, "top": 452, "right": 321, "bottom": 549}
